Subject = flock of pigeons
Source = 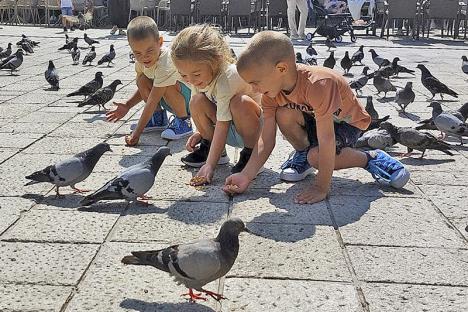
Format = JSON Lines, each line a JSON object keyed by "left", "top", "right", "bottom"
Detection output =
{"left": 297, "top": 41, "right": 468, "bottom": 157}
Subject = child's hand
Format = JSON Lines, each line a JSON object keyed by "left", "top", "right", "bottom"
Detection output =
{"left": 223, "top": 173, "right": 250, "bottom": 195}
{"left": 186, "top": 132, "right": 202, "bottom": 152}
{"left": 294, "top": 184, "right": 329, "bottom": 204}
{"left": 125, "top": 133, "right": 139, "bottom": 146}
{"left": 106, "top": 102, "right": 129, "bottom": 122}
{"left": 191, "top": 164, "right": 214, "bottom": 186}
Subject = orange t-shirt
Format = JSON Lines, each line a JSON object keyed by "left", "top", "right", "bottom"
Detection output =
{"left": 262, "top": 64, "right": 371, "bottom": 130}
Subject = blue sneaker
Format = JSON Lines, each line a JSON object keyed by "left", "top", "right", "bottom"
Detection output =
{"left": 130, "top": 110, "right": 168, "bottom": 132}
{"left": 161, "top": 116, "right": 193, "bottom": 140}
{"left": 280, "top": 150, "right": 314, "bottom": 182}
{"left": 365, "top": 150, "right": 410, "bottom": 188}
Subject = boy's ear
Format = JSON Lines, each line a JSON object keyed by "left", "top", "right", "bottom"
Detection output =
{"left": 276, "top": 61, "right": 288, "bottom": 74}
{"left": 158, "top": 36, "right": 164, "bottom": 47}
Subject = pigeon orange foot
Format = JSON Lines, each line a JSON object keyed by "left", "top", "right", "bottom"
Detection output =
{"left": 182, "top": 289, "right": 207, "bottom": 303}
{"left": 72, "top": 186, "right": 91, "bottom": 193}
{"left": 202, "top": 289, "right": 227, "bottom": 301}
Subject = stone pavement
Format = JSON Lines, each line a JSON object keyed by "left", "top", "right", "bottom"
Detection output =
{"left": 0, "top": 25, "right": 467, "bottom": 312}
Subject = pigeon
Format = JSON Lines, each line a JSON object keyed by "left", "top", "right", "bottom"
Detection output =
{"left": 296, "top": 52, "right": 305, "bottom": 64}
{"left": 395, "top": 82, "right": 415, "bottom": 112}
{"left": 323, "top": 51, "right": 335, "bottom": 69}
{"left": 129, "top": 51, "right": 135, "bottom": 63}
{"left": 58, "top": 37, "right": 78, "bottom": 52}
{"left": 340, "top": 51, "right": 352, "bottom": 75}
{"left": 0, "top": 43, "right": 12, "bottom": 59}
{"left": 25, "top": 143, "right": 111, "bottom": 196}
{"left": 71, "top": 46, "right": 80, "bottom": 65}
{"left": 325, "top": 38, "right": 336, "bottom": 51}
{"left": 349, "top": 66, "right": 370, "bottom": 94}
{"left": 428, "top": 102, "right": 468, "bottom": 144}
{"left": 19, "top": 41, "right": 34, "bottom": 54}
{"left": 44, "top": 60, "right": 59, "bottom": 90}
{"left": 97, "top": 44, "right": 116, "bottom": 66}
{"left": 20, "top": 34, "right": 39, "bottom": 46}
{"left": 365, "top": 96, "right": 390, "bottom": 130}
{"left": 0, "top": 49, "right": 23, "bottom": 74}
{"left": 356, "top": 128, "right": 396, "bottom": 150}
{"left": 351, "top": 45, "right": 364, "bottom": 65}
{"left": 369, "top": 49, "right": 389, "bottom": 68}
{"left": 67, "top": 72, "right": 104, "bottom": 99}
{"left": 377, "top": 62, "right": 396, "bottom": 78}
{"left": 80, "top": 146, "right": 171, "bottom": 206}
{"left": 416, "top": 64, "right": 458, "bottom": 100}
{"left": 416, "top": 102, "right": 468, "bottom": 131}
{"left": 380, "top": 122, "right": 454, "bottom": 158}
{"left": 121, "top": 218, "right": 250, "bottom": 302}
{"left": 65, "top": 33, "right": 70, "bottom": 44}
{"left": 306, "top": 42, "right": 317, "bottom": 57}
{"left": 82, "top": 46, "right": 97, "bottom": 65}
{"left": 391, "top": 57, "right": 414, "bottom": 76}
{"left": 83, "top": 33, "right": 99, "bottom": 46}
{"left": 462, "top": 56, "right": 468, "bottom": 76}
{"left": 77, "top": 79, "right": 122, "bottom": 111}
{"left": 373, "top": 71, "right": 396, "bottom": 98}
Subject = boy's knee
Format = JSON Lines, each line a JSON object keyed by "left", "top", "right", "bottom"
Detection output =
{"left": 276, "top": 107, "right": 302, "bottom": 127}
{"left": 189, "top": 94, "right": 211, "bottom": 115}
{"left": 230, "top": 95, "right": 256, "bottom": 117}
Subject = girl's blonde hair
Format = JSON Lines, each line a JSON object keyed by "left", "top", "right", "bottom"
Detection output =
{"left": 171, "top": 24, "right": 235, "bottom": 74}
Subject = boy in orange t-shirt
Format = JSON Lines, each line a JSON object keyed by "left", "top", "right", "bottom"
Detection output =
{"left": 223, "top": 31, "right": 410, "bottom": 204}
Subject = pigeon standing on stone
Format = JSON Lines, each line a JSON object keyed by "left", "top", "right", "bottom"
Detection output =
{"left": 351, "top": 45, "right": 364, "bottom": 65}
{"left": 296, "top": 52, "right": 305, "bottom": 64}
{"left": 80, "top": 146, "right": 171, "bottom": 206}
{"left": 461, "top": 56, "right": 468, "bottom": 77}
{"left": 25, "top": 143, "right": 112, "bottom": 196}
{"left": 369, "top": 49, "right": 389, "bottom": 68}
{"left": 67, "top": 71, "right": 104, "bottom": 99}
{"left": 19, "top": 41, "right": 33, "bottom": 54}
{"left": 65, "top": 34, "right": 70, "bottom": 44}
{"left": 380, "top": 122, "right": 454, "bottom": 158}
{"left": 0, "top": 43, "right": 12, "bottom": 59}
{"left": 395, "top": 82, "right": 415, "bottom": 112}
{"left": 77, "top": 79, "right": 122, "bottom": 110}
{"left": 129, "top": 51, "right": 135, "bottom": 63}
{"left": 83, "top": 33, "right": 99, "bottom": 46}
{"left": 349, "top": 66, "right": 370, "bottom": 94}
{"left": 373, "top": 71, "right": 396, "bottom": 98}
{"left": 45, "top": 60, "right": 59, "bottom": 90}
{"left": 97, "top": 44, "right": 116, "bottom": 66}
{"left": 325, "top": 38, "right": 336, "bottom": 51}
{"left": 340, "top": 51, "right": 352, "bottom": 75}
{"left": 391, "top": 57, "right": 414, "bottom": 76}
{"left": 58, "top": 37, "right": 78, "bottom": 52}
{"left": 323, "top": 51, "right": 335, "bottom": 69}
{"left": 71, "top": 46, "right": 80, "bottom": 65}
{"left": 20, "top": 34, "right": 39, "bottom": 46}
{"left": 356, "top": 128, "right": 396, "bottom": 150}
{"left": 416, "top": 102, "right": 468, "bottom": 131}
{"left": 0, "top": 49, "right": 23, "bottom": 74}
{"left": 82, "top": 46, "right": 97, "bottom": 65}
{"left": 121, "top": 218, "right": 250, "bottom": 302}
{"left": 416, "top": 64, "right": 458, "bottom": 100}
{"left": 365, "top": 96, "right": 390, "bottom": 130}
{"left": 306, "top": 42, "right": 317, "bottom": 57}
{"left": 428, "top": 102, "right": 467, "bottom": 144}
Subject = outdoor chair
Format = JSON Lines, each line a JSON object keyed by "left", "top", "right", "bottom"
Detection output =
{"left": 169, "top": 0, "right": 192, "bottom": 31}
{"left": 422, "top": 0, "right": 462, "bottom": 39}
{"left": 267, "top": 0, "right": 289, "bottom": 32}
{"left": 197, "top": 0, "right": 223, "bottom": 26}
{"left": 0, "top": 0, "right": 15, "bottom": 24}
{"left": 156, "top": 0, "right": 169, "bottom": 26}
{"left": 380, "top": 0, "right": 420, "bottom": 39}
{"left": 45, "top": 0, "right": 61, "bottom": 26}
{"left": 226, "top": 0, "right": 253, "bottom": 34}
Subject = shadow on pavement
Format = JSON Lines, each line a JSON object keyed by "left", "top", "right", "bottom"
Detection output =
{"left": 120, "top": 298, "right": 216, "bottom": 312}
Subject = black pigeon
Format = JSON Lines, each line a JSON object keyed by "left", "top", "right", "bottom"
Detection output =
{"left": 369, "top": 49, "right": 389, "bottom": 68}
{"left": 461, "top": 56, "right": 468, "bottom": 76}
{"left": 323, "top": 51, "right": 335, "bottom": 69}
{"left": 25, "top": 143, "right": 111, "bottom": 196}
{"left": 416, "top": 64, "right": 458, "bottom": 100}
{"left": 44, "top": 60, "right": 59, "bottom": 90}
{"left": 378, "top": 62, "right": 396, "bottom": 78}
{"left": 325, "top": 38, "right": 336, "bottom": 51}
{"left": 392, "top": 57, "right": 414, "bottom": 76}
{"left": 67, "top": 71, "right": 104, "bottom": 99}
{"left": 416, "top": 102, "right": 468, "bottom": 131}
{"left": 80, "top": 146, "right": 171, "bottom": 206}
{"left": 340, "top": 51, "right": 352, "bottom": 74}
{"left": 351, "top": 45, "right": 364, "bottom": 65}
{"left": 71, "top": 46, "right": 80, "bottom": 65}
{"left": 65, "top": 33, "right": 70, "bottom": 44}
{"left": 58, "top": 37, "right": 78, "bottom": 52}
{"left": 395, "top": 82, "right": 415, "bottom": 112}
{"left": 83, "top": 33, "right": 99, "bottom": 46}
{"left": 0, "top": 43, "right": 12, "bottom": 59}
{"left": 349, "top": 66, "right": 370, "bottom": 94}
{"left": 365, "top": 96, "right": 390, "bottom": 130}
{"left": 306, "top": 42, "right": 317, "bottom": 57}
{"left": 78, "top": 79, "right": 122, "bottom": 110}
{"left": 19, "top": 41, "right": 34, "bottom": 54}
{"left": 20, "top": 34, "right": 39, "bottom": 46}
{"left": 97, "top": 44, "right": 116, "bottom": 66}
{"left": 0, "top": 49, "right": 23, "bottom": 74}
{"left": 296, "top": 52, "right": 305, "bottom": 64}
{"left": 82, "top": 46, "right": 97, "bottom": 65}
{"left": 373, "top": 71, "right": 396, "bottom": 98}
{"left": 380, "top": 122, "right": 454, "bottom": 158}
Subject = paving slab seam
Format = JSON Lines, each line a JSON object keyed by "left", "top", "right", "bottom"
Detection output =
{"left": 362, "top": 280, "right": 468, "bottom": 288}
{"left": 0, "top": 280, "right": 77, "bottom": 287}
{"left": 225, "top": 275, "right": 354, "bottom": 284}
{"left": 0, "top": 238, "right": 102, "bottom": 245}
{"left": 344, "top": 243, "right": 468, "bottom": 250}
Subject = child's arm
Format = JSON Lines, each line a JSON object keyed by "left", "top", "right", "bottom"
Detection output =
{"left": 106, "top": 89, "right": 142, "bottom": 122}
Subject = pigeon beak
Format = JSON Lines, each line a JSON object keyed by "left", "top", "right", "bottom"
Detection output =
{"left": 243, "top": 227, "right": 252, "bottom": 234}
{"left": 108, "top": 147, "right": 113, "bottom": 152}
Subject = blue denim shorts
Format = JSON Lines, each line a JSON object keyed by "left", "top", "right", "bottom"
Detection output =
{"left": 61, "top": 7, "right": 73, "bottom": 16}
{"left": 159, "top": 81, "right": 191, "bottom": 115}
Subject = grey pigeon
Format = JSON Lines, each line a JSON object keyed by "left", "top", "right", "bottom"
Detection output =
{"left": 129, "top": 51, "right": 135, "bottom": 63}
{"left": 306, "top": 42, "right": 317, "bottom": 57}
{"left": 77, "top": 79, "right": 122, "bottom": 111}
{"left": 323, "top": 51, "right": 335, "bottom": 69}
{"left": 71, "top": 46, "right": 80, "bottom": 65}
{"left": 25, "top": 143, "right": 111, "bottom": 196}
{"left": 0, "top": 43, "right": 12, "bottom": 59}
{"left": 416, "top": 64, "right": 458, "bottom": 100}
{"left": 20, "top": 34, "right": 39, "bottom": 46}
{"left": 380, "top": 122, "right": 454, "bottom": 158}
{"left": 19, "top": 41, "right": 33, "bottom": 54}
{"left": 97, "top": 44, "right": 115, "bottom": 66}
{"left": 373, "top": 71, "right": 396, "bottom": 98}
{"left": 416, "top": 102, "right": 468, "bottom": 131}
{"left": 365, "top": 96, "right": 390, "bottom": 130}
{"left": 325, "top": 38, "right": 336, "bottom": 51}
{"left": 391, "top": 57, "right": 414, "bottom": 76}
{"left": 80, "top": 146, "right": 171, "bottom": 206}
{"left": 44, "top": 60, "right": 59, "bottom": 90}
{"left": 295, "top": 52, "right": 305, "bottom": 64}
{"left": 82, "top": 46, "right": 96, "bottom": 65}
{"left": 230, "top": 48, "right": 237, "bottom": 60}
{"left": 428, "top": 102, "right": 467, "bottom": 144}
{"left": 369, "top": 49, "right": 389, "bottom": 68}
{"left": 349, "top": 66, "right": 370, "bottom": 94}
{"left": 395, "top": 82, "right": 415, "bottom": 112}
{"left": 58, "top": 37, "right": 78, "bottom": 52}
{"left": 462, "top": 56, "right": 468, "bottom": 76}
{"left": 340, "top": 51, "right": 352, "bottom": 74}
{"left": 351, "top": 45, "right": 364, "bottom": 65}
{"left": 121, "top": 218, "right": 250, "bottom": 302}
{"left": 83, "top": 33, "right": 99, "bottom": 46}
{"left": 378, "top": 62, "right": 396, "bottom": 78}
{"left": 67, "top": 71, "right": 104, "bottom": 99}
{"left": 0, "top": 49, "right": 23, "bottom": 74}
{"left": 356, "top": 128, "right": 396, "bottom": 150}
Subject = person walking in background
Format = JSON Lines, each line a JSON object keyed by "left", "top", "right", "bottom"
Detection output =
{"left": 286, "top": 0, "right": 309, "bottom": 40}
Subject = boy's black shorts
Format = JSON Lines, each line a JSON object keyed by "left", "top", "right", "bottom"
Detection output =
{"left": 302, "top": 112, "right": 362, "bottom": 155}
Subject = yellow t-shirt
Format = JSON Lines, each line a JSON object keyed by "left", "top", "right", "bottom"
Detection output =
{"left": 135, "top": 47, "right": 181, "bottom": 88}
{"left": 190, "top": 64, "right": 260, "bottom": 122}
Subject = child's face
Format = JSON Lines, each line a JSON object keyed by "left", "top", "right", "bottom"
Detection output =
{"left": 238, "top": 62, "right": 285, "bottom": 98}
{"left": 129, "top": 35, "right": 163, "bottom": 68}
{"left": 174, "top": 59, "right": 214, "bottom": 89}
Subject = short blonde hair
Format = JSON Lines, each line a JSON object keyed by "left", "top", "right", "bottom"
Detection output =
{"left": 127, "top": 16, "right": 159, "bottom": 41}
{"left": 171, "top": 24, "right": 235, "bottom": 73}
{"left": 237, "top": 31, "right": 295, "bottom": 72}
